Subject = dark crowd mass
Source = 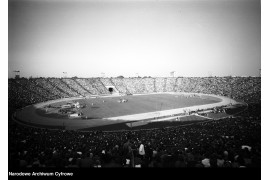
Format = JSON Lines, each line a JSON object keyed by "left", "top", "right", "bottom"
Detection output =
{"left": 8, "top": 77, "right": 261, "bottom": 168}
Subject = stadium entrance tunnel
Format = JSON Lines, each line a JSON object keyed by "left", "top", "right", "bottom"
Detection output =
{"left": 105, "top": 86, "right": 118, "bottom": 94}
{"left": 109, "top": 87, "right": 113, "bottom": 93}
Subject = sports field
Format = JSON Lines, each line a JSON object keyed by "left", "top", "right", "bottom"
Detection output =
{"left": 39, "top": 93, "right": 221, "bottom": 119}
{"left": 13, "top": 93, "right": 238, "bottom": 130}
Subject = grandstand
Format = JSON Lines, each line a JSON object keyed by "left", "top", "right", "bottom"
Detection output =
{"left": 9, "top": 77, "right": 260, "bottom": 106}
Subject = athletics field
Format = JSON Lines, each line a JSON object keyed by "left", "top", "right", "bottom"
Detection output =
{"left": 13, "top": 93, "right": 241, "bottom": 131}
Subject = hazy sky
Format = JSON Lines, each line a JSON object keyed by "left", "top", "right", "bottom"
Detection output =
{"left": 8, "top": 0, "right": 260, "bottom": 78}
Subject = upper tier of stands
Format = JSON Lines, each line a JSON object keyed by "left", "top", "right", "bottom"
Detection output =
{"left": 8, "top": 77, "right": 261, "bottom": 109}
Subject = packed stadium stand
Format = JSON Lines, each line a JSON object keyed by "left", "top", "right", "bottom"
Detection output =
{"left": 73, "top": 78, "right": 96, "bottom": 95}
{"left": 111, "top": 78, "right": 128, "bottom": 94}
{"left": 8, "top": 77, "right": 261, "bottom": 168}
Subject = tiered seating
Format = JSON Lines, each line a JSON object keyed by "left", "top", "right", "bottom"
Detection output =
{"left": 140, "top": 78, "right": 155, "bottom": 93}
{"left": 231, "top": 77, "right": 261, "bottom": 103}
{"left": 15, "top": 79, "right": 52, "bottom": 101}
{"left": 165, "top": 77, "right": 176, "bottom": 92}
{"left": 8, "top": 76, "right": 261, "bottom": 107}
{"left": 48, "top": 78, "right": 78, "bottom": 97}
{"left": 88, "top": 78, "right": 109, "bottom": 94}
{"left": 33, "top": 78, "right": 68, "bottom": 98}
{"left": 130, "top": 78, "right": 146, "bottom": 94}
{"left": 75, "top": 78, "right": 99, "bottom": 95}
{"left": 99, "top": 78, "right": 114, "bottom": 86}
{"left": 61, "top": 78, "right": 90, "bottom": 97}
{"left": 121, "top": 78, "right": 148, "bottom": 94}
{"left": 111, "top": 78, "right": 128, "bottom": 94}
{"left": 122, "top": 78, "right": 137, "bottom": 94}
{"left": 155, "top": 77, "right": 166, "bottom": 92}
{"left": 190, "top": 77, "right": 211, "bottom": 94}
{"left": 8, "top": 80, "right": 44, "bottom": 108}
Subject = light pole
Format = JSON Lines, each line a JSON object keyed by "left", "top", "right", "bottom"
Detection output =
{"left": 13, "top": 70, "right": 20, "bottom": 79}
{"left": 170, "top": 71, "right": 175, "bottom": 77}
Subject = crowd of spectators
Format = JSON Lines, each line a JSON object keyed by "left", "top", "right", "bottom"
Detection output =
{"left": 61, "top": 78, "right": 90, "bottom": 97}
{"left": 88, "top": 78, "right": 110, "bottom": 94}
{"left": 47, "top": 78, "right": 78, "bottom": 97}
{"left": 164, "top": 77, "right": 175, "bottom": 92}
{"left": 9, "top": 103, "right": 260, "bottom": 168}
{"left": 75, "top": 79, "right": 99, "bottom": 95}
{"left": 139, "top": 78, "right": 155, "bottom": 93}
{"left": 155, "top": 77, "right": 166, "bottom": 92}
{"left": 9, "top": 79, "right": 46, "bottom": 109}
{"left": 59, "top": 79, "right": 82, "bottom": 97}
{"left": 111, "top": 78, "right": 129, "bottom": 94}
{"left": 99, "top": 78, "right": 114, "bottom": 87}
{"left": 230, "top": 77, "right": 261, "bottom": 103}
{"left": 8, "top": 76, "right": 260, "bottom": 110}
{"left": 24, "top": 79, "right": 59, "bottom": 100}
{"left": 33, "top": 78, "right": 68, "bottom": 98}
{"left": 122, "top": 78, "right": 147, "bottom": 94}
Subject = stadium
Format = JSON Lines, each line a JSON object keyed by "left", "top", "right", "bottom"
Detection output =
{"left": 8, "top": 77, "right": 261, "bottom": 168}
{"left": 13, "top": 78, "right": 244, "bottom": 131}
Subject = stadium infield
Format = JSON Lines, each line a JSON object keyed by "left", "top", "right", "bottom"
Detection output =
{"left": 13, "top": 92, "right": 238, "bottom": 130}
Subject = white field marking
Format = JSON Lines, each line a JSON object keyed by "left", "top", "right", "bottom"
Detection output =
{"left": 125, "top": 114, "right": 212, "bottom": 128}
{"left": 144, "top": 114, "right": 210, "bottom": 123}
{"left": 104, "top": 93, "right": 237, "bottom": 121}
{"left": 195, "top": 114, "right": 213, "bottom": 120}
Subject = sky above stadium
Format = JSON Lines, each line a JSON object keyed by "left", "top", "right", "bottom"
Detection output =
{"left": 8, "top": 0, "right": 260, "bottom": 78}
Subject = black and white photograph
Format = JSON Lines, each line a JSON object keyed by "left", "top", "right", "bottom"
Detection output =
{"left": 5, "top": 0, "right": 265, "bottom": 178}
